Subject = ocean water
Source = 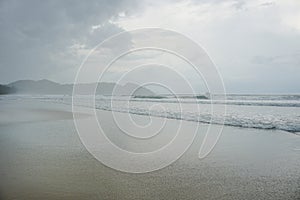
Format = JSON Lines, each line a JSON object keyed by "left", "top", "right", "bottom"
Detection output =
{"left": 1, "top": 94, "right": 300, "bottom": 134}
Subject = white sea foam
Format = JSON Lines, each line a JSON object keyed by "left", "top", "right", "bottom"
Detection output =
{"left": 3, "top": 94, "right": 299, "bottom": 133}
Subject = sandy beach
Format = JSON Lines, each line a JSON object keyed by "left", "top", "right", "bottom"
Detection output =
{"left": 0, "top": 98, "right": 299, "bottom": 200}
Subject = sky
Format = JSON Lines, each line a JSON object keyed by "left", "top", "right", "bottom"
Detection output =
{"left": 0, "top": 0, "right": 299, "bottom": 93}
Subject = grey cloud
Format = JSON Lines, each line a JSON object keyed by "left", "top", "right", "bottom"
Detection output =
{"left": 259, "top": 2, "right": 275, "bottom": 7}
{"left": 251, "top": 53, "right": 300, "bottom": 66}
{"left": 231, "top": 0, "right": 246, "bottom": 10}
{"left": 0, "top": 0, "right": 138, "bottom": 83}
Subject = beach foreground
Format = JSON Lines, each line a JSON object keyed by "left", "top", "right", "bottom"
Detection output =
{"left": 0, "top": 98, "right": 299, "bottom": 200}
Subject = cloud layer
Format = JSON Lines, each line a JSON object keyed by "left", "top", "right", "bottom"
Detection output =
{"left": 0, "top": 0, "right": 299, "bottom": 93}
{"left": 0, "top": 0, "right": 137, "bottom": 83}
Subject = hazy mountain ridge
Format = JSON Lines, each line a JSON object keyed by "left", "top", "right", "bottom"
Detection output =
{"left": 2, "top": 79, "right": 155, "bottom": 96}
{"left": 0, "top": 84, "right": 16, "bottom": 94}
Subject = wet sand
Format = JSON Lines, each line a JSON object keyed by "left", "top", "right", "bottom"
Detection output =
{"left": 0, "top": 99, "right": 299, "bottom": 199}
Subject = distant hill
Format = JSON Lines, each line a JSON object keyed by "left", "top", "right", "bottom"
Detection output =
{"left": 4, "top": 79, "right": 155, "bottom": 96}
{"left": 0, "top": 84, "right": 16, "bottom": 94}
{"left": 8, "top": 79, "right": 69, "bottom": 94}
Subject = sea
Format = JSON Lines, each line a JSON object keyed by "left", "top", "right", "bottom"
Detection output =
{"left": 1, "top": 94, "right": 300, "bottom": 134}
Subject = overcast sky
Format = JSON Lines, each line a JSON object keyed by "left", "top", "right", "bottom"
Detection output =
{"left": 0, "top": 0, "right": 299, "bottom": 93}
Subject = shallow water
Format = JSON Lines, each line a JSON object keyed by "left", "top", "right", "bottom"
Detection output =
{"left": 0, "top": 99, "right": 299, "bottom": 199}
{"left": 6, "top": 94, "right": 299, "bottom": 133}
